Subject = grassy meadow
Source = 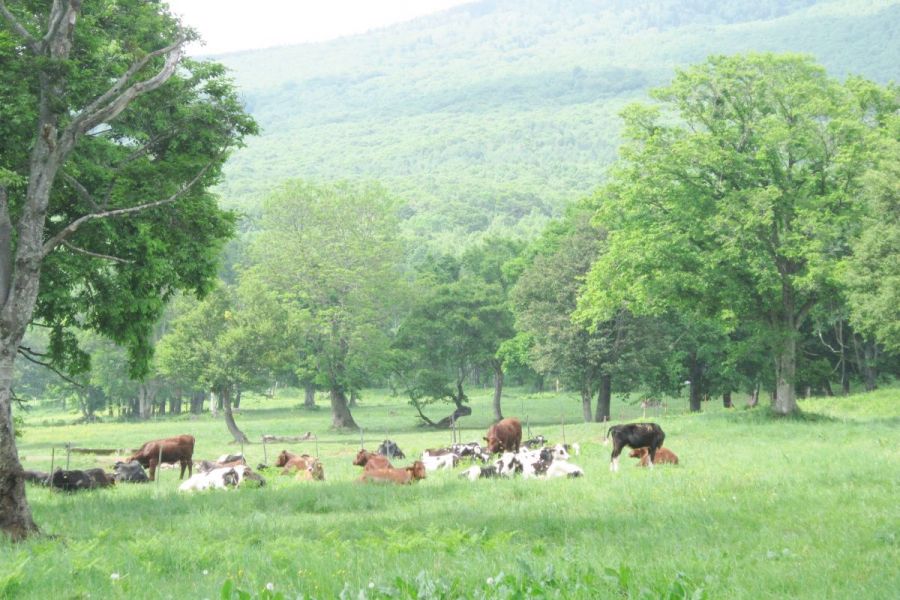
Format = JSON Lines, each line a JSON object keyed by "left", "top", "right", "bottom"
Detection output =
{"left": 1, "top": 387, "right": 898, "bottom": 599}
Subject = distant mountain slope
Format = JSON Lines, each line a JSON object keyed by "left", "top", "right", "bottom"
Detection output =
{"left": 216, "top": 0, "right": 900, "bottom": 248}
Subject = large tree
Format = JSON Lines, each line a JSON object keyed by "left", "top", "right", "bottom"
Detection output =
{"left": 250, "top": 180, "right": 405, "bottom": 430}
{"left": 578, "top": 54, "right": 889, "bottom": 415}
{"left": 0, "top": 1, "right": 255, "bottom": 540}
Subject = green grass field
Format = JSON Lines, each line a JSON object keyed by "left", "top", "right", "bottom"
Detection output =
{"left": 2, "top": 387, "right": 898, "bottom": 599}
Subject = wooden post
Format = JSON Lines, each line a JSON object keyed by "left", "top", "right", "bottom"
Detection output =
{"left": 561, "top": 413, "right": 566, "bottom": 445}
{"left": 49, "top": 447, "right": 56, "bottom": 479}
{"left": 359, "top": 428, "right": 364, "bottom": 450}
{"left": 157, "top": 445, "right": 163, "bottom": 487}
{"left": 314, "top": 435, "right": 319, "bottom": 459}
{"left": 65, "top": 443, "right": 71, "bottom": 469}
{"left": 525, "top": 415, "right": 531, "bottom": 439}
{"left": 262, "top": 438, "right": 268, "bottom": 465}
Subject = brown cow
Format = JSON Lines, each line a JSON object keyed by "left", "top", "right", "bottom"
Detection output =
{"left": 629, "top": 446, "right": 679, "bottom": 467}
{"left": 126, "top": 434, "right": 195, "bottom": 481}
{"left": 276, "top": 450, "right": 324, "bottom": 479}
{"left": 358, "top": 461, "right": 427, "bottom": 485}
{"left": 353, "top": 449, "right": 393, "bottom": 471}
{"left": 484, "top": 418, "right": 522, "bottom": 454}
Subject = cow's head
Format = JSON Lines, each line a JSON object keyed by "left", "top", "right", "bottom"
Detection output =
{"left": 408, "top": 461, "right": 427, "bottom": 481}
{"left": 629, "top": 447, "right": 648, "bottom": 459}
{"left": 353, "top": 449, "right": 369, "bottom": 466}
{"left": 275, "top": 450, "right": 293, "bottom": 467}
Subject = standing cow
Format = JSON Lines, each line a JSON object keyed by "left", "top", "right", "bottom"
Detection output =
{"left": 484, "top": 417, "right": 522, "bottom": 454}
{"left": 126, "top": 434, "right": 195, "bottom": 480}
{"left": 604, "top": 423, "right": 665, "bottom": 472}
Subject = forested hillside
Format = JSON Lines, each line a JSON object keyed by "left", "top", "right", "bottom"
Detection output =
{"left": 216, "top": 0, "right": 900, "bottom": 248}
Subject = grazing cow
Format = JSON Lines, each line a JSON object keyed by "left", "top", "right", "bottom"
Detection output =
{"left": 376, "top": 440, "right": 406, "bottom": 459}
{"left": 353, "top": 449, "right": 393, "bottom": 471}
{"left": 49, "top": 468, "right": 113, "bottom": 491}
{"left": 358, "top": 461, "right": 426, "bottom": 485}
{"left": 604, "top": 423, "right": 665, "bottom": 472}
{"left": 484, "top": 418, "right": 522, "bottom": 454}
{"left": 113, "top": 460, "right": 149, "bottom": 483}
{"left": 126, "top": 434, "right": 195, "bottom": 480}
{"left": 23, "top": 470, "right": 50, "bottom": 485}
{"left": 422, "top": 453, "right": 458, "bottom": 472}
{"left": 629, "top": 446, "right": 679, "bottom": 467}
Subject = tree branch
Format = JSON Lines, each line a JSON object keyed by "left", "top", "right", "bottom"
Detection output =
{"left": 69, "top": 37, "right": 185, "bottom": 138}
{"left": 42, "top": 0, "right": 79, "bottom": 54}
{"left": 62, "top": 240, "right": 132, "bottom": 264}
{"left": 61, "top": 172, "right": 101, "bottom": 212}
{"left": 0, "top": 186, "right": 12, "bottom": 306}
{"left": 42, "top": 158, "right": 217, "bottom": 256}
{"left": 0, "top": 1, "right": 41, "bottom": 54}
{"left": 17, "top": 347, "right": 84, "bottom": 388}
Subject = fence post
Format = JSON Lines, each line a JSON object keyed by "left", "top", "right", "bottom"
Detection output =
{"left": 65, "top": 443, "right": 71, "bottom": 469}
{"left": 262, "top": 438, "right": 268, "bottom": 465}
{"left": 157, "top": 445, "right": 163, "bottom": 488}
{"left": 561, "top": 413, "right": 566, "bottom": 445}
{"left": 526, "top": 415, "right": 531, "bottom": 439}
{"left": 49, "top": 447, "right": 55, "bottom": 479}
{"left": 314, "top": 434, "right": 319, "bottom": 459}
{"left": 359, "top": 428, "right": 364, "bottom": 450}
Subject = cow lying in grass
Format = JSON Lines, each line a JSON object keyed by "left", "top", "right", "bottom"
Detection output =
{"left": 178, "top": 465, "right": 265, "bottom": 492}
{"left": 275, "top": 450, "right": 324, "bottom": 479}
{"left": 353, "top": 449, "right": 393, "bottom": 471}
{"left": 113, "top": 460, "right": 149, "bottom": 483}
{"left": 358, "top": 461, "right": 427, "bottom": 485}
{"left": 50, "top": 468, "right": 115, "bottom": 491}
{"left": 604, "top": 423, "right": 665, "bottom": 472}
{"left": 461, "top": 446, "right": 584, "bottom": 481}
{"left": 629, "top": 446, "right": 679, "bottom": 466}
{"left": 376, "top": 439, "right": 406, "bottom": 459}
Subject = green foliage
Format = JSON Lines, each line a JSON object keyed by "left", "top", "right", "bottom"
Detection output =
{"left": 214, "top": 0, "right": 900, "bottom": 248}
{"left": 0, "top": 0, "right": 257, "bottom": 379}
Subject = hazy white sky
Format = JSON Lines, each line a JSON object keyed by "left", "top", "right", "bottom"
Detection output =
{"left": 165, "top": 0, "right": 475, "bottom": 55}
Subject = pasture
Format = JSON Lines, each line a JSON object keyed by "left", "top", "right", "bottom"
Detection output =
{"left": 2, "top": 388, "right": 898, "bottom": 599}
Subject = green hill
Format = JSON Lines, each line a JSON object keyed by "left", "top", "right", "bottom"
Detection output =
{"left": 215, "top": 0, "right": 900, "bottom": 248}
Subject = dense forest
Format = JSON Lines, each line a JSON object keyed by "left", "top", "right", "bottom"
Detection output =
{"left": 4, "top": 0, "right": 899, "bottom": 437}
{"left": 216, "top": 0, "right": 900, "bottom": 248}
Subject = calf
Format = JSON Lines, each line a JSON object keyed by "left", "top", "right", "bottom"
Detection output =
{"left": 126, "top": 434, "right": 195, "bottom": 480}
{"left": 484, "top": 418, "right": 522, "bottom": 454}
{"left": 629, "top": 446, "right": 679, "bottom": 467}
{"left": 353, "top": 449, "right": 393, "bottom": 471}
{"left": 422, "top": 453, "right": 458, "bottom": 472}
{"left": 544, "top": 461, "right": 585, "bottom": 478}
{"left": 358, "top": 461, "right": 426, "bottom": 485}
{"left": 113, "top": 460, "right": 149, "bottom": 483}
{"left": 376, "top": 439, "right": 406, "bottom": 459}
{"left": 459, "top": 464, "right": 502, "bottom": 481}
{"left": 604, "top": 423, "right": 665, "bottom": 472}
{"left": 275, "top": 450, "right": 319, "bottom": 475}
{"left": 296, "top": 461, "right": 325, "bottom": 481}
{"left": 178, "top": 465, "right": 265, "bottom": 492}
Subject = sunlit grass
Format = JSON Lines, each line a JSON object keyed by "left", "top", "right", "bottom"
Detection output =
{"left": 3, "top": 387, "right": 898, "bottom": 598}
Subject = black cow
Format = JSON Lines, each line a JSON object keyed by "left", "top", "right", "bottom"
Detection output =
{"left": 23, "top": 470, "right": 50, "bottom": 485}
{"left": 50, "top": 468, "right": 114, "bottom": 491}
{"left": 605, "top": 423, "right": 666, "bottom": 472}
{"left": 113, "top": 460, "right": 149, "bottom": 483}
{"left": 377, "top": 440, "right": 406, "bottom": 459}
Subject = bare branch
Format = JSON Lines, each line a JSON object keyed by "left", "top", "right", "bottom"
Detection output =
{"left": 42, "top": 158, "right": 218, "bottom": 256}
{"left": 0, "top": 1, "right": 41, "bottom": 53}
{"left": 62, "top": 240, "right": 132, "bottom": 264}
{"left": 17, "top": 347, "right": 84, "bottom": 388}
{"left": 61, "top": 172, "right": 100, "bottom": 212}
{"left": 69, "top": 38, "right": 185, "bottom": 138}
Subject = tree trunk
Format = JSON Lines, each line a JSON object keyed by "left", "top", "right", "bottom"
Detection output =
{"left": 329, "top": 388, "right": 358, "bottom": 430}
{"left": 773, "top": 336, "right": 798, "bottom": 415}
{"left": 349, "top": 389, "right": 358, "bottom": 408}
{"left": 304, "top": 383, "right": 316, "bottom": 408}
{"left": 580, "top": 386, "right": 593, "bottom": 422}
{"left": 190, "top": 391, "right": 204, "bottom": 414}
{"left": 233, "top": 385, "right": 241, "bottom": 409}
{"left": 689, "top": 354, "right": 702, "bottom": 413}
{"left": 0, "top": 353, "right": 39, "bottom": 541}
{"left": 852, "top": 334, "right": 878, "bottom": 392}
{"left": 221, "top": 386, "right": 249, "bottom": 444}
{"left": 492, "top": 361, "right": 504, "bottom": 422}
{"left": 595, "top": 374, "right": 611, "bottom": 422}
{"left": 723, "top": 391, "right": 733, "bottom": 408}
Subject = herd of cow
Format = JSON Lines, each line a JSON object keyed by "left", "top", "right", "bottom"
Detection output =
{"left": 22, "top": 419, "right": 679, "bottom": 492}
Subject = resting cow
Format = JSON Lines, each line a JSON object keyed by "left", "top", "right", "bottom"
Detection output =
{"left": 358, "top": 461, "right": 426, "bottom": 485}
{"left": 178, "top": 465, "right": 265, "bottom": 492}
{"left": 49, "top": 468, "right": 115, "bottom": 491}
{"left": 113, "top": 460, "right": 149, "bottom": 483}
{"left": 126, "top": 434, "right": 195, "bottom": 480}
{"left": 484, "top": 418, "right": 522, "bottom": 454}
{"left": 629, "top": 446, "right": 679, "bottom": 467}
{"left": 353, "top": 449, "right": 393, "bottom": 471}
{"left": 604, "top": 423, "right": 665, "bottom": 472}
{"left": 275, "top": 450, "right": 323, "bottom": 479}
{"left": 23, "top": 470, "right": 50, "bottom": 485}
{"left": 376, "top": 440, "right": 406, "bottom": 459}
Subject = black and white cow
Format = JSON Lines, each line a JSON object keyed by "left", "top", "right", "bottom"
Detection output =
{"left": 50, "top": 468, "right": 114, "bottom": 491}
{"left": 113, "top": 460, "right": 150, "bottom": 483}
{"left": 23, "top": 470, "right": 50, "bottom": 485}
{"left": 377, "top": 440, "right": 406, "bottom": 460}
{"left": 604, "top": 422, "right": 666, "bottom": 472}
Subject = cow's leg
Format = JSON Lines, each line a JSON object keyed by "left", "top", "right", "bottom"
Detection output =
{"left": 148, "top": 458, "right": 157, "bottom": 481}
{"left": 179, "top": 460, "right": 186, "bottom": 480}
{"left": 648, "top": 443, "right": 660, "bottom": 469}
{"left": 610, "top": 441, "right": 624, "bottom": 472}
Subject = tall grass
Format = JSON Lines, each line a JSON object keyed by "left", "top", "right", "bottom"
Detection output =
{"left": 2, "top": 387, "right": 898, "bottom": 598}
